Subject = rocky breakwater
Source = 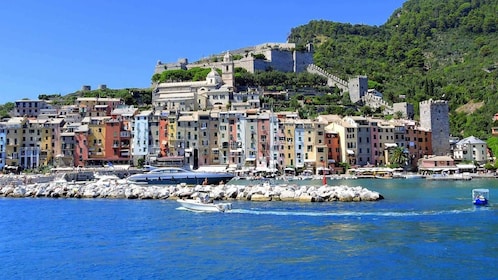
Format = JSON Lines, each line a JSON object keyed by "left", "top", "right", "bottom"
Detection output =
{"left": 0, "top": 175, "right": 383, "bottom": 202}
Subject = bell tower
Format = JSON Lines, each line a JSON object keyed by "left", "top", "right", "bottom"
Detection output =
{"left": 221, "top": 51, "right": 234, "bottom": 88}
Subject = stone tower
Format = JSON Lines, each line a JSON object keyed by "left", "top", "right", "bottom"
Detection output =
{"left": 419, "top": 99, "right": 450, "bottom": 156}
{"left": 221, "top": 51, "right": 234, "bottom": 89}
{"left": 348, "top": 76, "right": 368, "bottom": 104}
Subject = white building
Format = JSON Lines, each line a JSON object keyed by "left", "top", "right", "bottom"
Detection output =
{"left": 132, "top": 110, "right": 152, "bottom": 162}
{"left": 153, "top": 52, "right": 235, "bottom": 112}
{"left": 453, "top": 136, "right": 487, "bottom": 164}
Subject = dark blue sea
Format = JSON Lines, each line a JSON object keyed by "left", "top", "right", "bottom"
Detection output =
{"left": 1, "top": 178, "right": 497, "bottom": 280}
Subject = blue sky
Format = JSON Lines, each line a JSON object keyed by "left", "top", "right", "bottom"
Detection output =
{"left": 0, "top": 0, "right": 406, "bottom": 104}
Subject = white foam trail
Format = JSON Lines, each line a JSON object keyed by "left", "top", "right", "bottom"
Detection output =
{"left": 228, "top": 207, "right": 481, "bottom": 217}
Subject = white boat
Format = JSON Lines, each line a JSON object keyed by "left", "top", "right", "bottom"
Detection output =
{"left": 126, "top": 166, "right": 234, "bottom": 185}
{"left": 176, "top": 197, "right": 232, "bottom": 212}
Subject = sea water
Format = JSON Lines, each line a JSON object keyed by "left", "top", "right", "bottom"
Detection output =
{"left": 1, "top": 178, "right": 497, "bottom": 279}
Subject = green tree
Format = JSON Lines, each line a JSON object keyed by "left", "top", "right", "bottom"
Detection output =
{"left": 390, "top": 147, "right": 408, "bottom": 167}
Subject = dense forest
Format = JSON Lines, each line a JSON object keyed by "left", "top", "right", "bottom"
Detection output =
{"left": 288, "top": 0, "right": 497, "bottom": 139}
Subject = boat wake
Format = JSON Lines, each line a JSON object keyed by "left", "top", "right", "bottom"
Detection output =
{"left": 228, "top": 207, "right": 484, "bottom": 217}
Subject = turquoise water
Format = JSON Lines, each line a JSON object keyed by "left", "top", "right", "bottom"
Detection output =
{"left": 1, "top": 179, "right": 497, "bottom": 279}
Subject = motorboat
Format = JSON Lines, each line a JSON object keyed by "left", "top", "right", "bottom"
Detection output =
{"left": 176, "top": 196, "right": 232, "bottom": 212}
{"left": 472, "top": 188, "right": 489, "bottom": 206}
{"left": 126, "top": 167, "right": 234, "bottom": 185}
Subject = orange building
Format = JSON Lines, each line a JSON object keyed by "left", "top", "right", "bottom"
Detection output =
{"left": 158, "top": 113, "right": 169, "bottom": 157}
{"left": 325, "top": 129, "right": 341, "bottom": 173}
{"left": 405, "top": 124, "right": 432, "bottom": 169}
{"left": 74, "top": 125, "right": 89, "bottom": 167}
{"left": 104, "top": 115, "right": 131, "bottom": 165}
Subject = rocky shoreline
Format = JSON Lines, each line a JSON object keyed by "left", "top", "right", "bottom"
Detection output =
{"left": 0, "top": 174, "right": 383, "bottom": 202}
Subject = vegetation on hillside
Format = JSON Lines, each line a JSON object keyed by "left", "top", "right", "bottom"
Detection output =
{"left": 36, "top": 88, "right": 152, "bottom": 109}
{"left": 287, "top": 0, "right": 498, "bottom": 140}
{"left": 152, "top": 67, "right": 219, "bottom": 83}
{"left": 0, "top": 102, "right": 14, "bottom": 119}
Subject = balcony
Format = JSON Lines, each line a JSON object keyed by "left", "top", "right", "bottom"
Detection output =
{"left": 120, "top": 131, "right": 131, "bottom": 138}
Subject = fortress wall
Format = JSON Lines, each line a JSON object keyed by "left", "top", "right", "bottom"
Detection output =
{"left": 235, "top": 58, "right": 256, "bottom": 73}
{"left": 294, "top": 51, "right": 314, "bottom": 73}
{"left": 263, "top": 49, "right": 294, "bottom": 72}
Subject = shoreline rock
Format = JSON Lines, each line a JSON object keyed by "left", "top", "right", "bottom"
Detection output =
{"left": 0, "top": 176, "right": 384, "bottom": 202}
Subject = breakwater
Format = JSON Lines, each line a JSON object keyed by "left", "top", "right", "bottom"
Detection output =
{"left": 0, "top": 174, "right": 383, "bottom": 202}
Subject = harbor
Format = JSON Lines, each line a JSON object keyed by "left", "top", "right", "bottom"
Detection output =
{"left": 1, "top": 177, "right": 496, "bottom": 279}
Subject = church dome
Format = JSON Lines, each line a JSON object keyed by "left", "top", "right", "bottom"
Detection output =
{"left": 206, "top": 68, "right": 222, "bottom": 85}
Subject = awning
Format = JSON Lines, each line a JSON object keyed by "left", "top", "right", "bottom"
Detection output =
{"left": 347, "top": 149, "right": 355, "bottom": 155}
{"left": 456, "top": 164, "right": 476, "bottom": 169}
{"left": 384, "top": 143, "right": 397, "bottom": 148}
{"left": 196, "top": 165, "right": 228, "bottom": 172}
{"left": 245, "top": 158, "right": 256, "bottom": 161}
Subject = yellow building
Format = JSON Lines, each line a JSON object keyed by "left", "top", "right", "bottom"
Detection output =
{"left": 4, "top": 117, "right": 26, "bottom": 167}
{"left": 280, "top": 118, "right": 296, "bottom": 171}
{"left": 39, "top": 118, "right": 65, "bottom": 166}
{"left": 83, "top": 116, "right": 109, "bottom": 164}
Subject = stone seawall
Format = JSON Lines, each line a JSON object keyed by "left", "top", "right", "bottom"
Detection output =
{"left": 0, "top": 176, "right": 383, "bottom": 202}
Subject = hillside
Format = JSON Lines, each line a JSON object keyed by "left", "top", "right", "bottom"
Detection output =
{"left": 288, "top": 0, "right": 498, "bottom": 139}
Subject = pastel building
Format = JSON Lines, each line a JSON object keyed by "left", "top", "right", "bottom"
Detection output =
{"left": 60, "top": 122, "right": 81, "bottom": 167}
{"left": 74, "top": 124, "right": 89, "bottom": 167}
{"left": 294, "top": 120, "right": 305, "bottom": 169}
{"left": 76, "top": 97, "right": 122, "bottom": 117}
{"left": 157, "top": 110, "right": 170, "bottom": 157}
{"left": 208, "top": 111, "right": 222, "bottom": 166}
{"left": 83, "top": 116, "right": 109, "bottom": 165}
{"left": 303, "top": 119, "right": 328, "bottom": 172}
{"left": 4, "top": 117, "right": 25, "bottom": 167}
{"left": 324, "top": 126, "right": 341, "bottom": 170}
{"left": 254, "top": 110, "right": 279, "bottom": 172}
{"left": 104, "top": 115, "right": 132, "bottom": 164}
{"left": 405, "top": 123, "right": 432, "bottom": 169}
{"left": 39, "top": 118, "right": 65, "bottom": 166}
{"left": 14, "top": 99, "right": 52, "bottom": 118}
{"left": 453, "top": 136, "right": 487, "bottom": 164}
{"left": 376, "top": 120, "right": 396, "bottom": 166}
{"left": 0, "top": 123, "right": 6, "bottom": 169}
{"left": 132, "top": 110, "right": 152, "bottom": 164}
